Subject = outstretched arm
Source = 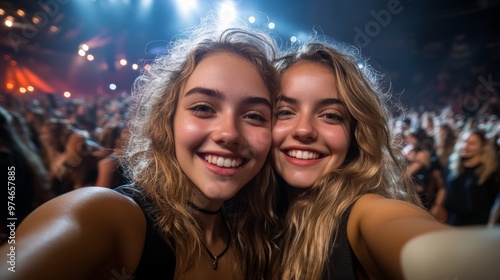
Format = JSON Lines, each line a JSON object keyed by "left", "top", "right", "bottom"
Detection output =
{"left": 401, "top": 226, "right": 500, "bottom": 280}
{"left": 0, "top": 187, "right": 146, "bottom": 280}
{"left": 348, "top": 194, "right": 451, "bottom": 279}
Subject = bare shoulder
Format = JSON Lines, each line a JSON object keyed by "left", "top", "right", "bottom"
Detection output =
{"left": 0, "top": 187, "right": 146, "bottom": 280}
{"left": 350, "top": 193, "right": 449, "bottom": 237}
{"left": 22, "top": 186, "right": 143, "bottom": 225}
{"left": 352, "top": 193, "right": 427, "bottom": 215}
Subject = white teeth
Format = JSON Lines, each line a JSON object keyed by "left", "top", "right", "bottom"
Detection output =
{"left": 204, "top": 155, "right": 243, "bottom": 167}
{"left": 287, "top": 150, "right": 320, "bottom": 159}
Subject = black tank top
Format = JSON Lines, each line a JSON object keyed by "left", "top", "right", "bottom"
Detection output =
{"left": 323, "top": 206, "right": 362, "bottom": 280}
{"left": 114, "top": 184, "right": 176, "bottom": 279}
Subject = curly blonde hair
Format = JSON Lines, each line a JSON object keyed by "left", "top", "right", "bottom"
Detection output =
{"left": 121, "top": 20, "right": 280, "bottom": 279}
{"left": 274, "top": 41, "right": 421, "bottom": 279}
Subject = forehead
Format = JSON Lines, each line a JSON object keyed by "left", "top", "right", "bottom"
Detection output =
{"left": 466, "top": 133, "right": 481, "bottom": 142}
{"left": 281, "top": 61, "right": 338, "bottom": 98}
{"left": 181, "top": 51, "right": 270, "bottom": 99}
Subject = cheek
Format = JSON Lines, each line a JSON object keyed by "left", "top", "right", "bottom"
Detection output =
{"left": 174, "top": 113, "right": 205, "bottom": 140}
{"left": 247, "top": 129, "right": 272, "bottom": 157}
{"left": 324, "top": 129, "right": 351, "bottom": 154}
{"left": 272, "top": 124, "right": 289, "bottom": 146}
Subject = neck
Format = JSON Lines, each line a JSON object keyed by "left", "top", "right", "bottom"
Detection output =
{"left": 188, "top": 201, "right": 221, "bottom": 215}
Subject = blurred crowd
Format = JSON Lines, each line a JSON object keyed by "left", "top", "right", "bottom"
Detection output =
{"left": 0, "top": 92, "right": 132, "bottom": 236}
{"left": 0, "top": 70, "right": 499, "bottom": 237}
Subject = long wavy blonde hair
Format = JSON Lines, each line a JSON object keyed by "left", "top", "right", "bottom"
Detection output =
{"left": 448, "top": 129, "right": 498, "bottom": 185}
{"left": 120, "top": 21, "right": 280, "bottom": 279}
{"left": 274, "top": 41, "right": 421, "bottom": 279}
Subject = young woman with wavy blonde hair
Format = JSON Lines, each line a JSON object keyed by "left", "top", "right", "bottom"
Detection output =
{"left": 272, "top": 41, "right": 454, "bottom": 279}
{"left": 444, "top": 129, "right": 499, "bottom": 226}
{"left": 0, "top": 20, "right": 280, "bottom": 280}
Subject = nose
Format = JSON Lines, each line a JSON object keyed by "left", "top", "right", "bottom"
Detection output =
{"left": 292, "top": 115, "right": 317, "bottom": 142}
{"left": 211, "top": 115, "right": 242, "bottom": 147}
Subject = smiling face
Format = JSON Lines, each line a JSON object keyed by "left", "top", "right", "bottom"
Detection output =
{"left": 273, "top": 61, "right": 351, "bottom": 191}
{"left": 173, "top": 52, "right": 272, "bottom": 206}
{"left": 460, "top": 132, "right": 483, "bottom": 160}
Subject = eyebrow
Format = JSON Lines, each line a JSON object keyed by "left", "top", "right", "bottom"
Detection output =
{"left": 185, "top": 87, "right": 223, "bottom": 98}
{"left": 277, "top": 95, "right": 344, "bottom": 107}
{"left": 185, "top": 87, "right": 272, "bottom": 108}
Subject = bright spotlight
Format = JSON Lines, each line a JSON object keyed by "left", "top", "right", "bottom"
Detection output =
{"left": 109, "top": 84, "right": 117, "bottom": 90}
{"left": 290, "top": 36, "right": 297, "bottom": 43}
{"left": 357, "top": 62, "right": 364, "bottom": 69}
{"left": 5, "top": 19, "right": 13, "bottom": 27}
{"left": 87, "top": 54, "right": 94, "bottom": 61}
{"left": 132, "top": 63, "right": 139, "bottom": 70}
{"left": 64, "top": 91, "right": 71, "bottom": 98}
{"left": 19, "top": 87, "right": 26, "bottom": 93}
{"left": 268, "top": 22, "right": 275, "bottom": 29}
{"left": 78, "top": 49, "right": 86, "bottom": 56}
{"left": 248, "top": 16, "right": 255, "bottom": 23}
{"left": 218, "top": 2, "right": 237, "bottom": 24}
{"left": 27, "top": 86, "right": 34, "bottom": 92}
{"left": 81, "top": 44, "right": 89, "bottom": 51}
{"left": 175, "top": 0, "right": 198, "bottom": 16}
{"left": 120, "top": 59, "right": 127, "bottom": 66}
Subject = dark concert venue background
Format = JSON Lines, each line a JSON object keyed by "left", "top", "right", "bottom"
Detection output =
{"left": 0, "top": 0, "right": 499, "bottom": 109}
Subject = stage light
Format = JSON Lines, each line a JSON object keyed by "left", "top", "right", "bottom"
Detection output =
{"left": 81, "top": 44, "right": 89, "bottom": 51}
{"left": 5, "top": 16, "right": 14, "bottom": 27}
{"left": 32, "top": 16, "right": 41, "bottom": 25}
{"left": 120, "top": 59, "right": 127, "bottom": 66}
{"left": 6, "top": 83, "right": 14, "bottom": 90}
{"left": 17, "top": 9, "right": 25, "bottom": 17}
{"left": 109, "top": 84, "right": 117, "bottom": 90}
{"left": 248, "top": 16, "right": 256, "bottom": 23}
{"left": 218, "top": 1, "right": 237, "bottom": 24}
{"left": 132, "top": 63, "right": 139, "bottom": 70}
{"left": 357, "top": 62, "right": 364, "bottom": 69}
{"left": 175, "top": 0, "right": 198, "bottom": 17}
{"left": 49, "top": 26, "right": 59, "bottom": 33}
{"left": 140, "top": 0, "right": 153, "bottom": 9}
{"left": 0, "top": 9, "right": 4, "bottom": 16}
{"left": 87, "top": 54, "right": 94, "bottom": 61}
{"left": 78, "top": 49, "right": 86, "bottom": 56}
{"left": 27, "top": 86, "right": 34, "bottom": 92}
{"left": 290, "top": 36, "right": 297, "bottom": 43}
{"left": 20, "top": 87, "right": 26, "bottom": 93}
{"left": 268, "top": 22, "right": 275, "bottom": 29}
{"left": 64, "top": 91, "right": 71, "bottom": 98}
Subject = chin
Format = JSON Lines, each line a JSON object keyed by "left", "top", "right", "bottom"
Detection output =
{"left": 285, "top": 179, "right": 314, "bottom": 190}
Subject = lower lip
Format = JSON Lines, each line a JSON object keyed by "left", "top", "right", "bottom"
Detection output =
{"left": 283, "top": 153, "right": 322, "bottom": 167}
{"left": 201, "top": 157, "right": 244, "bottom": 176}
